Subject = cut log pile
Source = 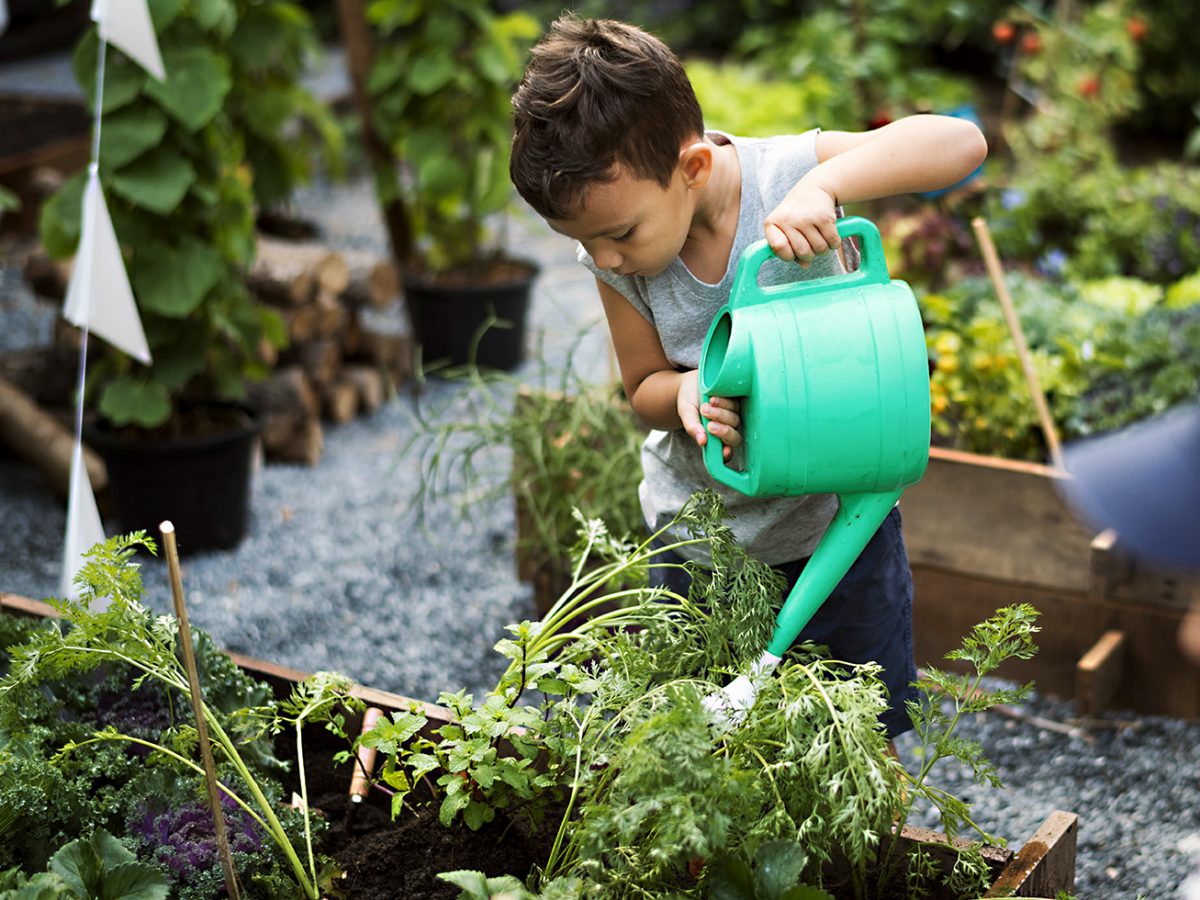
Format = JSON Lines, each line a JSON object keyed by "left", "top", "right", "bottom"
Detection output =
{"left": 244, "top": 236, "right": 411, "bottom": 465}
{"left": 14, "top": 235, "right": 413, "bottom": 469}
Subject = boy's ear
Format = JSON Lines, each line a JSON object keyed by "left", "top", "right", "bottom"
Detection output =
{"left": 679, "top": 141, "right": 714, "bottom": 189}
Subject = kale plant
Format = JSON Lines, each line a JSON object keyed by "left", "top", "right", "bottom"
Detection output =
{"left": 0, "top": 534, "right": 361, "bottom": 899}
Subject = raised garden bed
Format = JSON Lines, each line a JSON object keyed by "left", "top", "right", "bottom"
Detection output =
{"left": 903, "top": 446, "right": 1200, "bottom": 719}
{"left": 1, "top": 586, "right": 1079, "bottom": 898}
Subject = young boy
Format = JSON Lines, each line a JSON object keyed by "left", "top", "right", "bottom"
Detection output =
{"left": 509, "top": 15, "right": 987, "bottom": 738}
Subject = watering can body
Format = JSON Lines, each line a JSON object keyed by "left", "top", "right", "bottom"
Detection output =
{"left": 698, "top": 216, "right": 930, "bottom": 658}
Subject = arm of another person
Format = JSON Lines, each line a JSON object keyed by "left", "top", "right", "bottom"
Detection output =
{"left": 597, "top": 277, "right": 739, "bottom": 459}
{"left": 764, "top": 114, "right": 988, "bottom": 262}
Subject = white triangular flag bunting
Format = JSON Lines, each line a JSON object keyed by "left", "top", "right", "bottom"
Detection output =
{"left": 60, "top": 444, "right": 108, "bottom": 606}
{"left": 90, "top": 0, "right": 165, "bottom": 82}
{"left": 63, "top": 167, "right": 152, "bottom": 364}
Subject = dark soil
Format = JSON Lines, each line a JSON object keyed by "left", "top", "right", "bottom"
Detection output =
{"left": 318, "top": 792, "right": 554, "bottom": 900}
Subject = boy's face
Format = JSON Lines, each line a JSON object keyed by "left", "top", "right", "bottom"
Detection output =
{"left": 547, "top": 162, "right": 697, "bottom": 279}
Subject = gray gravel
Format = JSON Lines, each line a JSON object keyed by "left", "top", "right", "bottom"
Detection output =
{"left": 2, "top": 173, "right": 1199, "bottom": 899}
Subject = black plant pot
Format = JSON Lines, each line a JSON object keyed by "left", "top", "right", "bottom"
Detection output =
{"left": 84, "top": 407, "right": 261, "bottom": 555}
{"left": 405, "top": 260, "right": 538, "bottom": 371}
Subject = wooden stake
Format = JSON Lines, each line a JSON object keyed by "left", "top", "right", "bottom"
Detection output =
{"left": 971, "top": 217, "right": 1065, "bottom": 470}
{"left": 161, "top": 521, "right": 241, "bottom": 900}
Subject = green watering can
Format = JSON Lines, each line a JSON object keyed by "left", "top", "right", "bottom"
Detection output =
{"left": 698, "top": 215, "right": 930, "bottom": 718}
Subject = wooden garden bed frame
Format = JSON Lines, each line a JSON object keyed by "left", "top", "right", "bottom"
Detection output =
{"left": 903, "top": 446, "right": 1200, "bottom": 719}
{"left": 2, "top": 589, "right": 1077, "bottom": 897}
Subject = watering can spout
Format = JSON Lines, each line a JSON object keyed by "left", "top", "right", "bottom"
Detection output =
{"left": 700, "top": 310, "right": 754, "bottom": 398}
{"left": 765, "top": 490, "right": 903, "bottom": 658}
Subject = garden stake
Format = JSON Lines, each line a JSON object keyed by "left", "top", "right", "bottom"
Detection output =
{"left": 698, "top": 217, "right": 930, "bottom": 722}
{"left": 346, "top": 706, "right": 384, "bottom": 826}
{"left": 971, "top": 216, "right": 1065, "bottom": 470}
{"left": 161, "top": 520, "right": 242, "bottom": 900}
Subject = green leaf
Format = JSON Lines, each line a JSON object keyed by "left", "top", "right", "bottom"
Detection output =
{"left": 100, "top": 104, "right": 169, "bottom": 170}
{"left": 99, "top": 861, "right": 169, "bottom": 900}
{"left": 38, "top": 171, "right": 86, "bottom": 258}
{"left": 436, "top": 870, "right": 491, "bottom": 899}
{"left": 407, "top": 53, "right": 456, "bottom": 96}
{"left": 145, "top": 44, "right": 232, "bottom": 132}
{"left": 98, "top": 377, "right": 172, "bottom": 428}
{"left": 779, "top": 886, "right": 836, "bottom": 900}
{"left": 438, "top": 787, "right": 470, "bottom": 826}
{"left": 74, "top": 33, "right": 147, "bottom": 114}
{"left": 110, "top": 148, "right": 195, "bottom": 215}
{"left": 706, "top": 855, "right": 756, "bottom": 900}
{"left": 754, "top": 841, "right": 809, "bottom": 900}
{"left": 132, "top": 237, "right": 224, "bottom": 317}
{"left": 0, "top": 185, "right": 20, "bottom": 213}
{"left": 462, "top": 799, "right": 492, "bottom": 831}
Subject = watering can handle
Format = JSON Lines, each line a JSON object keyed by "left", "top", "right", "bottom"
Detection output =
{"left": 727, "top": 216, "right": 891, "bottom": 310}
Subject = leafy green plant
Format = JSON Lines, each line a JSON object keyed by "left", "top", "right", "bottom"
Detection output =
{"left": 0, "top": 534, "right": 362, "bottom": 899}
{"left": 987, "top": 0, "right": 1200, "bottom": 285}
{"left": 39, "top": 0, "right": 292, "bottom": 430}
{"left": 923, "top": 269, "right": 1200, "bottom": 459}
{"left": 358, "top": 491, "right": 1043, "bottom": 898}
{"left": 364, "top": 0, "right": 540, "bottom": 275}
{"left": 226, "top": 0, "right": 346, "bottom": 212}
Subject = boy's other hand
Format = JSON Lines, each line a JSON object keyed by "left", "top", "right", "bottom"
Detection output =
{"left": 764, "top": 181, "right": 840, "bottom": 268}
{"left": 678, "top": 371, "right": 742, "bottom": 461}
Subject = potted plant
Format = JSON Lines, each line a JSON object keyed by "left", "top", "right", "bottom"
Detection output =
{"left": 37, "top": 0, "right": 337, "bottom": 552}
{"left": 363, "top": 0, "right": 541, "bottom": 370}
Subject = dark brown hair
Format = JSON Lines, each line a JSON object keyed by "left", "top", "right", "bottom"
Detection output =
{"left": 510, "top": 15, "right": 704, "bottom": 220}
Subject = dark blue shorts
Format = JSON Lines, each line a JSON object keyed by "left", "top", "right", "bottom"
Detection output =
{"left": 648, "top": 505, "right": 917, "bottom": 739}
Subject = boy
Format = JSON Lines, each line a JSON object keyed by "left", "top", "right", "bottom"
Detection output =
{"left": 509, "top": 15, "right": 987, "bottom": 738}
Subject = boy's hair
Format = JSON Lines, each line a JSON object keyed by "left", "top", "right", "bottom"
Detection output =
{"left": 511, "top": 15, "right": 703, "bottom": 221}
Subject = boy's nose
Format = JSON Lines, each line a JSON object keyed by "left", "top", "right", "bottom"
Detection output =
{"left": 593, "top": 248, "right": 623, "bottom": 271}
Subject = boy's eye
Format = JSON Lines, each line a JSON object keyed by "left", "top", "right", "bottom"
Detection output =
{"left": 614, "top": 227, "right": 635, "bottom": 242}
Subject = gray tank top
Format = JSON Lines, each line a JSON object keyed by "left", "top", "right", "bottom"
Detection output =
{"left": 580, "top": 130, "right": 844, "bottom": 565}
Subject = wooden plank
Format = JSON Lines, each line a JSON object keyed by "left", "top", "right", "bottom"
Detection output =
{"left": 0, "top": 592, "right": 452, "bottom": 726}
{"left": 1075, "top": 629, "right": 1126, "bottom": 717}
{"left": 912, "top": 567, "right": 1200, "bottom": 719}
{"left": 903, "top": 448, "right": 1198, "bottom": 608}
{"left": 984, "top": 810, "right": 1078, "bottom": 898}
{"left": 1090, "top": 529, "right": 1133, "bottom": 598}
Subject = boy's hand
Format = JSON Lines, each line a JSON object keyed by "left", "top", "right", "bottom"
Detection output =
{"left": 764, "top": 181, "right": 840, "bottom": 268}
{"left": 678, "top": 371, "right": 742, "bottom": 461}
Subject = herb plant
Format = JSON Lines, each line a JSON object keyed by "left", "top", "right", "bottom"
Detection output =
{"left": 358, "top": 491, "right": 1043, "bottom": 898}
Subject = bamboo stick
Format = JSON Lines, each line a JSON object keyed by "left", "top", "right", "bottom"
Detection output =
{"left": 161, "top": 521, "right": 241, "bottom": 900}
{"left": 971, "top": 217, "right": 1065, "bottom": 470}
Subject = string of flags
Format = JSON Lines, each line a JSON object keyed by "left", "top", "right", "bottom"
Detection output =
{"left": 60, "top": 0, "right": 164, "bottom": 603}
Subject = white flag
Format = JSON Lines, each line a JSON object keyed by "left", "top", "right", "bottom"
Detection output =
{"left": 60, "top": 445, "right": 108, "bottom": 606}
{"left": 90, "top": 0, "right": 165, "bottom": 82}
{"left": 0, "top": 0, "right": 10, "bottom": 39}
{"left": 63, "top": 168, "right": 152, "bottom": 365}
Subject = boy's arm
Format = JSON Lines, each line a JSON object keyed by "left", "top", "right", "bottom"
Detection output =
{"left": 597, "top": 277, "right": 740, "bottom": 457}
{"left": 764, "top": 114, "right": 988, "bottom": 263}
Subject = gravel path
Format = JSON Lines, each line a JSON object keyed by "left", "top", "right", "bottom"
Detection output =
{"left": 1, "top": 172, "right": 1198, "bottom": 899}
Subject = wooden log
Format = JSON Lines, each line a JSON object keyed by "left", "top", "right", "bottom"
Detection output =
{"left": 342, "top": 249, "right": 401, "bottom": 310}
{"left": 244, "top": 367, "right": 323, "bottom": 465}
{"left": 248, "top": 238, "right": 350, "bottom": 307}
{"left": 286, "top": 338, "right": 342, "bottom": 389}
{"left": 1075, "top": 629, "right": 1126, "bottom": 717}
{"left": 342, "top": 363, "right": 386, "bottom": 413}
{"left": 0, "top": 376, "right": 107, "bottom": 497}
{"left": 322, "top": 378, "right": 359, "bottom": 425}
{"left": 355, "top": 325, "right": 411, "bottom": 390}
{"left": 984, "top": 811, "right": 1078, "bottom": 897}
